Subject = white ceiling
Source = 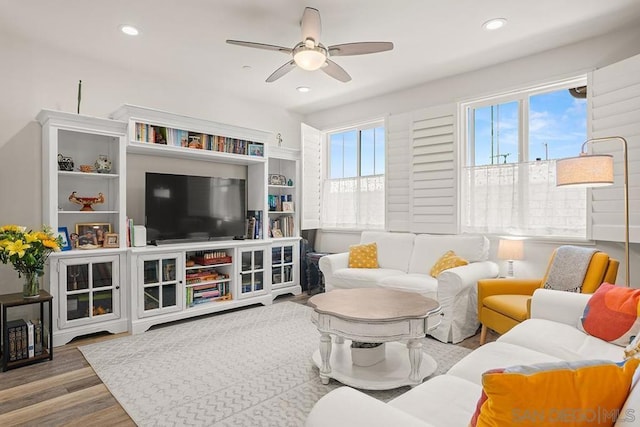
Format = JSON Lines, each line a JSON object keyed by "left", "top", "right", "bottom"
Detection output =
{"left": 2, "top": 1, "right": 640, "bottom": 115}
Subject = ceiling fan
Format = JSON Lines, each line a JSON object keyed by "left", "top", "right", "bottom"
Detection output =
{"left": 226, "top": 7, "right": 393, "bottom": 83}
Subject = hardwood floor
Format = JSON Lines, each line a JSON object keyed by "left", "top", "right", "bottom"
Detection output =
{"left": 0, "top": 294, "right": 498, "bottom": 426}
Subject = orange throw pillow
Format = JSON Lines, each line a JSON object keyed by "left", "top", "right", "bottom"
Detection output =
{"left": 348, "top": 242, "right": 378, "bottom": 268}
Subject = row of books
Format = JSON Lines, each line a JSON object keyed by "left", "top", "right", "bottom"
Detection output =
{"left": 134, "top": 123, "right": 264, "bottom": 156}
{"left": 185, "top": 268, "right": 229, "bottom": 285}
{"left": 246, "top": 210, "right": 263, "bottom": 239}
{"left": 270, "top": 216, "right": 295, "bottom": 238}
{"left": 6, "top": 319, "right": 44, "bottom": 362}
{"left": 186, "top": 282, "right": 230, "bottom": 307}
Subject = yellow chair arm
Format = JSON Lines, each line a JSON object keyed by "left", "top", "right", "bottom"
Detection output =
{"left": 478, "top": 278, "right": 542, "bottom": 298}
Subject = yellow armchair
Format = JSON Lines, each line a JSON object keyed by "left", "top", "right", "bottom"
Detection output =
{"left": 478, "top": 249, "right": 619, "bottom": 345}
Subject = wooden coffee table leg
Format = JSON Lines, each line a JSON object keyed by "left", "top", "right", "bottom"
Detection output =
{"left": 407, "top": 339, "right": 423, "bottom": 383}
{"left": 319, "top": 332, "right": 332, "bottom": 384}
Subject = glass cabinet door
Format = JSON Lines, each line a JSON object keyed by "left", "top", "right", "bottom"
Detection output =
{"left": 271, "top": 243, "right": 295, "bottom": 290}
{"left": 238, "top": 247, "right": 267, "bottom": 298}
{"left": 59, "top": 255, "right": 120, "bottom": 328}
{"left": 138, "top": 254, "right": 182, "bottom": 317}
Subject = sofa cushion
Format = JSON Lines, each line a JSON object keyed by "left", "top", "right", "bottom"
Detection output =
{"left": 429, "top": 250, "right": 468, "bottom": 277}
{"left": 389, "top": 375, "right": 481, "bottom": 427}
{"left": 378, "top": 274, "right": 438, "bottom": 299}
{"left": 580, "top": 283, "right": 640, "bottom": 347}
{"left": 332, "top": 267, "right": 406, "bottom": 289}
{"left": 447, "top": 341, "right": 562, "bottom": 385}
{"left": 408, "top": 234, "right": 489, "bottom": 274}
{"left": 348, "top": 242, "right": 379, "bottom": 268}
{"left": 483, "top": 294, "right": 529, "bottom": 322}
{"left": 499, "top": 318, "right": 624, "bottom": 362}
{"left": 470, "top": 358, "right": 640, "bottom": 427}
{"left": 360, "top": 231, "right": 415, "bottom": 271}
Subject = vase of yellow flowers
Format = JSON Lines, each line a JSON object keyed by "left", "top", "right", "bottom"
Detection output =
{"left": 0, "top": 225, "right": 62, "bottom": 298}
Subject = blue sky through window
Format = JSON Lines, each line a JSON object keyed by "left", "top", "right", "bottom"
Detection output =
{"left": 330, "top": 127, "right": 385, "bottom": 178}
{"left": 471, "top": 89, "right": 586, "bottom": 165}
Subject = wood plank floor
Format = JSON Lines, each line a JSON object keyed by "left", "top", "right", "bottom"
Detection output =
{"left": 0, "top": 294, "right": 498, "bottom": 426}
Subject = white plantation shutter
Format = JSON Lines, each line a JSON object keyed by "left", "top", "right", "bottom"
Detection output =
{"left": 590, "top": 54, "right": 640, "bottom": 243}
{"left": 386, "top": 112, "right": 412, "bottom": 231}
{"left": 301, "top": 123, "right": 321, "bottom": 230}
{"left": 411, "top": 105, "right": 457, "bottom": 234}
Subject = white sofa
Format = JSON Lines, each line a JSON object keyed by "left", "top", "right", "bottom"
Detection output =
{"left": 306, "top": 289, "right": 640, "bottom": 427}
{"left": 319, "top": 232, "right": 499, "bottom": 343}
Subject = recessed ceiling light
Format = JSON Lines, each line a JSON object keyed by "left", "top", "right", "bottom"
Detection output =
{"left": 120, "top": 25, "right": 139, "bottom": 36}
{"left": 296, "top": 86, "right": 311, "bottom": 93}
{"left": 482, "top": 18, "right": 507, "bottom": 31}
{"left": 242, "top": 65, "right": 252, "bottom": 70}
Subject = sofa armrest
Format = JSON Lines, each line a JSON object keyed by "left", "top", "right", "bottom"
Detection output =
{"left": 529, "top": 288, "right": 591, "bottom": 326}
{"left": 306, "top": 387, "right": 432, "bottom": 427}
{"left": 438, "top": 261, "right": 500, "bottom": 297}
{"left": 318, "top": 252, "right": 349, "bottom": 291}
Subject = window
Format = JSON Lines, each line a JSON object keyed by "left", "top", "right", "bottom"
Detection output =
{"left": 461, "top": 78, "right": 588, "bottom": 238}
{"left": 321, "top": 123, "right": 385, "bottom": 229}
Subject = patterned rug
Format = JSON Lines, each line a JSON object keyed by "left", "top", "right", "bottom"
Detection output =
{"left": 79, "top": 302, "right": 472, "bottom": 426}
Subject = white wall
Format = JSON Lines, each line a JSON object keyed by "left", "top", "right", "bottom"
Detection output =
{"left": 0, "top": 32, "right": 301, "bottom": 293}
{"left": 306, "top": 24, "right": 640, "bottom": 285}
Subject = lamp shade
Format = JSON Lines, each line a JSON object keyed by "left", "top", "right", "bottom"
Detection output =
{"left": 497, "top": 239, "right": 524, "bottom": 261}
{"left": 556, "top": 154, "right": 614, "bottom": 187}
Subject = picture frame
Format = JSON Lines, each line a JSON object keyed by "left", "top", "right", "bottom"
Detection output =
{"left": 272, "top": 228, "right": 284, "bottom": 238}
{"left": 103, "top": 233, "right": 119, "bottom": 248}
{"left": 75, "top": 223, "right": 111, "bottom": 249}
{"left": 57, "top": 226, "right": 72, "bottom": 251}
{"left": 268, "top": 174, "right": 287, "bottom": 185}
{"left": 248, "top": 143, "right": 264, "bottom": 157}
{"left": 282, "top": 201, "right": 294, "bottom": 212}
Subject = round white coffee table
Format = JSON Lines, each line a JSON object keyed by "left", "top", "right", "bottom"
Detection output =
{"left": 308, "top": 288, "right": 442, "bottom": 390}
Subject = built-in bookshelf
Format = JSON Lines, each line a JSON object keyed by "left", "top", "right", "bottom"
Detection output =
{"left": 185, "top": 249, "right": 233, "bottom": 307}
{"left": 133, "top": 122, "right": 263, "bottom": 156}
{"left": 268, "top": 147, "right": 299, "bottom": 239}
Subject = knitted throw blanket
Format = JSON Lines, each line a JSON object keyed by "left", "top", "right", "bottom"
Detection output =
{"left": 543, "top": 246, "right": 598, "bottom": 292}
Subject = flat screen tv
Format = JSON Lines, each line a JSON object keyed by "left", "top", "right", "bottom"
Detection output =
{"left": 145, "top": 172, "right": 246, "bottom": 244}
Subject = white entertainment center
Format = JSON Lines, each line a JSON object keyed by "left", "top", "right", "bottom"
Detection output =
{"left": 39, "top": 106, "right": 301, "bottom": 347}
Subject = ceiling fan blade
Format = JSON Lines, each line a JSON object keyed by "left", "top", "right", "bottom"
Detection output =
{"left": 226, "top": 40, "right": 292, "bottom": 54}
{"left": 322, "top": 59, "right": 351, "bottom": 82}
{"left": 328, "top": 42, "right": 394, "bottom": 57}
{"left": 266, "top": 60, "right": 297, "bottom": 83}
{"left": 301, "top": 7, "right": 321, "bottom": 45}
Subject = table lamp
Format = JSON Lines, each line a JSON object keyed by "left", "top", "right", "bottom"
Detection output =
{"left": 497, "top": 239, "right": 524, "bottom": 278}
{"left": 556, "top": 136, "right": 629, "bottom": 287}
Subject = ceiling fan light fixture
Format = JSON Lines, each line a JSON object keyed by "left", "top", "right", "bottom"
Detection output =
{"left": 293, "top": 44, "right": 327, "bottom": 71}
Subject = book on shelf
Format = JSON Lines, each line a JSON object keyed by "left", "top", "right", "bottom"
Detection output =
{"left": 6, "top": 319, "right": 28, "bottom": 361}
{"left": 26, "top": 320, "right": 34, "bottom": 358}
{"left": 246, "top": 210, "right": 263, "bottom": 239}
{"left": 33, "top": 319, "right": 43, "bottom": 356}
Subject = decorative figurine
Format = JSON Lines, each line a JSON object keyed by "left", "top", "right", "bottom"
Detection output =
{"left": 94, "top": 154, "right": 112, "bottom": 173}
{"left": 68, "top": 191, "right": 105, "bottom": 211}
{"left": 57, "top": 154, "right": 74, "bottom": 171}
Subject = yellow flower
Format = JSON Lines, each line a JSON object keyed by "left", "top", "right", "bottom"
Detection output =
{"left": 0, "top": 225, "right": 26, "bottom": 233}
{"left": 25, "top": 233, "right": 40, "bottom": 243}
{"left": 34, "top": 231, "right": 50, "bottom": 241}
{"left": 0, "top": 239, "right": 8, "bottom": 249}
{"left": 6, "top": 240, "right": 31, "bottom": 258}
{"left": 42, "top": 239, "right": 60, "bottom": 251}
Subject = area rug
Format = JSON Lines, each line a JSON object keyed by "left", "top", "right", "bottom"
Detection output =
{"left": 79, "top": 302, "right": 472, "bottom": 426}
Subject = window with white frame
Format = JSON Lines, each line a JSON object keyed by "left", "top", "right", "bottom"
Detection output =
{"left": 321, "top": 123, "right": 385, "bottom": 229}
{"left": 460, "top": 78, "right": 588, "bottom": 238}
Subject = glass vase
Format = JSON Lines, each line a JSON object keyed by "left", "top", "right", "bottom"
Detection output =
{"left": 23, "top": 272, "right": 40, "bottom": 298}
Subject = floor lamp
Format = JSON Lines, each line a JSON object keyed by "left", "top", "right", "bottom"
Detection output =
{"left": 556, "top": 136, "right": 629, "bottom": 287}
